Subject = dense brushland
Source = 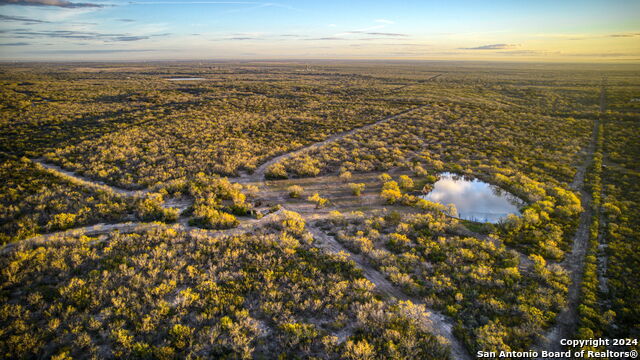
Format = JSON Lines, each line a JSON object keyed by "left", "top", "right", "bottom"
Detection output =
{"left": 0, "top": 217, "right": 449, "bottom": 359}
{"left": 318, "top": 207, "right": 569, "bottom": 354}
{"left": 571, "top": 85, "right": 640, "bottom": 353}
{"left": 595, "top": 113, "right": 640, "bottom": 342}
{"left": 1, "top": 64, "right": 415, "bottom": 189}
{"left": 0, "top": 154, "right": 130, "bottom": 243}
{"left": 0, "top": 62, "right": 638, "bottom": 359}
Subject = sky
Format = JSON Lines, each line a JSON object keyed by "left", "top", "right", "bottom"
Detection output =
{"left": 0, "top": 0, "right": 639, "bottom": 61}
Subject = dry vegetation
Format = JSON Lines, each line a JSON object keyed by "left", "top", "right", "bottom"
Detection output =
{"left": 1, "top": 62, "right": 638, "bottom": 358}
{"left": 0, "top": 219, "right": 449, "bottom": 359}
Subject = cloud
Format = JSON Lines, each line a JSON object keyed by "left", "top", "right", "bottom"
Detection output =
{"left": 113, "top": 36, "right": 150, "bottom": 41}
{"left": 347, "top": 31, "right": 408, "bottom": 37}
{"left": 374, "top": 19, "right": 394, "bottom": 24}
{"left": 117, "top": 19, "right": 136, "bottom": 22}
{"left": 8, "top": 29, "right": 170, "bottom": 42}
{"left": 565, "top": 52, "right": 637, "bottom": 58}
{"left": 0, "top": 42, "right": 30, "bottom": 45}
{"left": 500, "top": 49, "right": 560, "bottom": 56}
{"left": 26, "top": 49, "right": 157, "bottom": 54}
{"left": 607, "top": 33, "right": 640, "bottom": 38}
{"left": 307, "top": 37, "right": 346, "bottom": 41}
{"left": 534, "top": 32, "right": 640, "bottom": 41}
{"left": 460, "top": 43, "right": 518, "bottom": 50}
{"left": 0, "top": 0, "right": 103, "bottom": 8}
{"left": 0, "top": 14, "right": 50, "bottom": 23}
{"left": 364, "top": 32, "right": 407, "bottom": 37}
{"left": 124, "top": 1, "right": 288, "bottom": 7}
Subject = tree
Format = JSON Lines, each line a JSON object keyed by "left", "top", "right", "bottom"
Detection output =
{"left": 190, "top": 207, "right": 238, "bottom": 229}
{"left": 307, "top": 193, "right": 328, "bottom": 208}
{"left": 265, "top": 163, "right": 288, "bottom": 179}
{"left": 348, "top": 183, "right": 366, "bottom": 196}
{"left": 339, "top": 171, "right": 352, "bottom": 182}
{"left": 398, "top": 175, "right": 414, "bottom": 190}
{"left": 47, "top": 213, "right": 77, "bottom": 231}
{"left": 287, "top": 185, "right": 304, "bottom": 198}
{"left": 379, "top": 173, "right": 392, "bottom": 182}
{"left": 381, "top": 181, "right": 402, "bottom": 204}
{"left": 343, "top": 339, "right": 376, "bottom": 360}
{"left": 280, "top": 210, "right": 306, "bottom": 235}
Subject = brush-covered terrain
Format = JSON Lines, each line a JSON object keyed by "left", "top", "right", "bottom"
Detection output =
{"left": 1, "top": 62, "right": 638, "bottom": 359}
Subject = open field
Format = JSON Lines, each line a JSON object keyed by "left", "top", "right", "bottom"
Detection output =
{"left": 1, "top": 61, "right": 639, "bottom": 359}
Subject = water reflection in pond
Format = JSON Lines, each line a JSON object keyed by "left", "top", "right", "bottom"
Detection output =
{"left": 421, "top": 172, "right": 524, "bottom": 223}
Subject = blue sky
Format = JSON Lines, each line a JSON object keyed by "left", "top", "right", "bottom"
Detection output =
{"left": 0, "top": 0, "right": 638, "bottom": 61}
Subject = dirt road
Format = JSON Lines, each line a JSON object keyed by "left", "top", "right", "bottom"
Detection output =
{"left": 33, "top": 158, "right": 147, "bottom": 197}
{"left": 307, "top": 223, "right": 471, "bottom": 360}
{"left": 534, "top": 117, "right": 599, "bottom": 357}
{"left": 232, "top": 104, "right": 429, "bottom": 183}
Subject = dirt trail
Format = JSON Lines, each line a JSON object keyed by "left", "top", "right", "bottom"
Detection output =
{"left": 534, "top": 116, "right": 599, "bottom": 357}
{"left": 232, "top": 104, "right": 429, "bottom": 183}
{"left": 596, "top": 82, "right": 609, "bottom": 295}
{"left": 0, "top": 222, "right": 159, "bottom": 255}
{"left": 33, "top": 158, "right": 147, "bottom": 197}
{"left": 1, "top": 206, "right": 468, "bottom": 358}
{"left": 1, "top": 210, "right": 285, "bottom": 256}
{"left": 391, "top": 73, "right": 442, "bottom": 92}
{"left": 8, "top": 76, "right": 473, "bottom": 357}
{"left": 306, "top": 224, "right": 471, "bottom": 360}
{"left": 32, "top": 158, "right": 192, "bottom": 211}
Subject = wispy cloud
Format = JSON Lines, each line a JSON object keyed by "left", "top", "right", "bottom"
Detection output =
{"left": 125, "top": 1, "right": 259, "bottom": 4}
{"left": 0, "top": 0, "right": 103, "bottom": 8}
{"left": 0, "top": 14, "right": 50, "bottom": 23}
{"left": 356, "top": 31, "right": 408, "bottom": 37}
{"left": 7, "top": 29, "right": 170, "bottom": 42}
{"left": 460, "top": 43, "right": 518, "bottom": 50}
{"left": 534, "top": 32, "right": 640, "bottom": 41}
{"left": 209, "top": 32, "right": 267, "bottom": 41}
{"left": 501, "top": 49, "right": 559, "bottom": 56}
{"left": 606, "top": 33, "right": 640, "bottom": 38}
{"left": 565, "top": 52, "right": 638, "bottom": 58}
{"left": 125, "top": 1, "right": 291, "bottom": 8}
{"left": 26, "top": 49, "right": 158, "bottom": 54}
{"left": 375, "top": 19, "right": 394, "bottom": 24}
{"left": 307, "top": 36, "right": 347, "bottom": 41}
{"left": 0, "top": 42, "right": 31, "bottom": 46}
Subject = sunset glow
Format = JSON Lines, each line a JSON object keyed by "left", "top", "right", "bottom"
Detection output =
{"left": 1, "top": 0, "right": 638, "bottom": 61}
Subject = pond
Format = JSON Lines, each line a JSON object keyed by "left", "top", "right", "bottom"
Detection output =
{"left": 166, "top": 77, "right": 206, "bottom": 81}
{"left": 421, "top": 172, "right": 524, "bottom": 223}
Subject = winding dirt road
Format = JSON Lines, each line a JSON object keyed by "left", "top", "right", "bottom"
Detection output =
{"left": 232, "top": 104, "right": 428, "bottom": 183}
{"left": 33, "top": 158, "right": 148, "bottom": 197}
{"left": 306, "top": 223, "right": 471, "bottom": 360}
{"left": 5, "top": 72, "right": 475, "bottom": 358}
{"left": 1, "top": 210, "right": 286, "bottom": 256}
{"left": 534, "top": 117, "right": 599, "bottom": 357}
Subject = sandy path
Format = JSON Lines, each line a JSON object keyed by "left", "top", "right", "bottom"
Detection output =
{"left": 33, "top": 158, "right": 148, "bottom": 197}
{"left": 391, "top": 73, "right": 442, "bottom": 92}
{"left": 10, "top": 72, "right": 472, "bottom": 357}
{"left": 238, "top": 73, "right": 443, "bottom": 183}
{"left": 32, "top": 158, "right": 192, "bottom": 211}
{"left": 232, "top": 105, "right": 429, "bottom": 183}
{"left": 0, "top": 210, "right": 285, "bottom": 255}
{"left": 306, "top": 223, "right": 471, "bottom": 360}
{"left": 534, "top": 113, "right": 600, "bottom": 357}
